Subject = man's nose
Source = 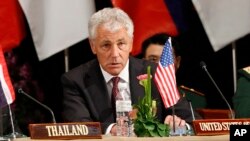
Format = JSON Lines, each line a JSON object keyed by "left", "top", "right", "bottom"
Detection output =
{"left": 110, "top": 45, "right": 119, "bottom": 57}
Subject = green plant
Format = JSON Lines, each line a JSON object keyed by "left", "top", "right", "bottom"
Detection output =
{"left": 134, "top": 66, "right": 170, "bottom": 137}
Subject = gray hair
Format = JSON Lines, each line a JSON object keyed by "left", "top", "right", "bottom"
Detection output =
{"left": 88, "top": 7, "right": 134, "bottom": 39}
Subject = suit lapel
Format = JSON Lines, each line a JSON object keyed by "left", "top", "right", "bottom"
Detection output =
{"left": 84, "top": 60, "right": 113, "bottom": 121}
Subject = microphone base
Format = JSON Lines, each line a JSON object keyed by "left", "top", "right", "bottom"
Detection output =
{"left": 3, "top": 132, "right": 27, "bottom": 139}
{"left": 0, "top": 137, "right": 10, "bottom": 141}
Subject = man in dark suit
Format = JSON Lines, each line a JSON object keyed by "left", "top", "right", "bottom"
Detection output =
{"left": 61, "top": 7, "right": 199, "bottom": 135}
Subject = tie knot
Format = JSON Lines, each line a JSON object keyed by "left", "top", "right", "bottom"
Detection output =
{"left": 111, "top": 77, "right": 120, "bottom": 86}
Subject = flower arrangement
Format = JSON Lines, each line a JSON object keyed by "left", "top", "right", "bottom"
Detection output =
{"left": 132, "top": 66, "right": 170, "bottom": 137}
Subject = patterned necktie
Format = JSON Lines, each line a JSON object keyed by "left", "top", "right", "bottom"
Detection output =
{"left": 111, "top": 77, "right": 120, "bottom": 120}
{"left": 111, "top": 77, "right": 120, "bottom": 98}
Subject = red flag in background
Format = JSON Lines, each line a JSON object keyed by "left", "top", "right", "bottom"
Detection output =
{"left": 111, "top": 0, "right": 178, "bottom": 56}
{"left": 0, "top": 0, "right": 26, "bottom": 52}
{"left": 0, "top": 47, "right": 15, "bottom": 107}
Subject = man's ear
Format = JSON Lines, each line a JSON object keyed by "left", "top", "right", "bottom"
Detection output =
{"left": 129, "top": 39, "right": 133, "bottom": 52}
{"left": 89, "top": 39, "right": 96, "bottom": 54}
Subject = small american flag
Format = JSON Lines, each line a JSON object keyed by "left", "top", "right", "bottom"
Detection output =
{"left": 154, "top": 37, "right": 180, "bottom": 108}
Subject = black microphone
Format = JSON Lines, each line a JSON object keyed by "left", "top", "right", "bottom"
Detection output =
{"left": 18, "top": 88, "right": 56, "bottom": 123}
{"left": 200, "top": 61, "right": 235, "bottom": 119}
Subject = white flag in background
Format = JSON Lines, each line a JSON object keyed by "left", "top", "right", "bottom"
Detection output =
{"left": 192, "top": 0, "right": 250, "bottom": 51}
{"left": 18, "top": 0, "right": 95, "bottom": 60}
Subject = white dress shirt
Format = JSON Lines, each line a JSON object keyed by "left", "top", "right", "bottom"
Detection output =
{"left": 100, "top": 60, "right": 131, "bottom": 134}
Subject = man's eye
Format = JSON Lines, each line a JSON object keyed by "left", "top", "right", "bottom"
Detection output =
{"left": 101, "top": 44, "right": 110, "bottom": 49}
{"left": 117, "top": 42, "right": 127, "bottom": 50}
{"left": 118, "top": 42, "right": 124, "bottom": 46}
{"left": 148, "top": 57, "right": 159, "bottom": 63}
{"left": 118, "top": 42, "right": 126, "bottom": 47}
{"left": 149, "top": 58, "right": 156, "bottom": 61}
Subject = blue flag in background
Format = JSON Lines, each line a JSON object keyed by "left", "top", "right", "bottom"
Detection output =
{"left": 164, "top": 0, "right": 189, "bottom": 34}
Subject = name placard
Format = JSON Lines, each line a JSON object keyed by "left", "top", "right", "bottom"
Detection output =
{"left": 29, "top": 122, "right": 102, "bottom": 139}
{"left": 193, "top": 119, "right": 250, "bottom": 136}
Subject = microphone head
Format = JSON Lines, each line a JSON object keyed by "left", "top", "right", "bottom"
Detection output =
{"left": 200, "top": 61, "right": 207, "bottom": 70}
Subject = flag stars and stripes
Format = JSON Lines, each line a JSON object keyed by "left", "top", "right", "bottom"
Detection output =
{"left": 154, "top": 37, "right": 180, "bottom": 108}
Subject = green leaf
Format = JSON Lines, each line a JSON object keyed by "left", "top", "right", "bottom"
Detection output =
{"left": 157, "top": 123, "right": 167, "bottom": 130}
{"left": 157, "top": 124, "right": 170, "bottom": 137}
{"left": 149, "top": 130, "right": 160, "bottom": 137}
{"left": 143, "top": 122, "right": 155, "bottom": 131}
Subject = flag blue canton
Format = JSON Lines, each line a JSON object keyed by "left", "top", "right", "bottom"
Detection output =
{"left": 160, "top": 40, "right": 174, "bottom": 67}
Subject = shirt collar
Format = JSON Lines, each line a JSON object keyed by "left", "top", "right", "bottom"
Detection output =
{"left": 100, "top": 60, "right": 129, "bottom": 83}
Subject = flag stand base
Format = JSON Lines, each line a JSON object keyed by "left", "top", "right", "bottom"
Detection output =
{"left": 3, "top": 132, "right": 26, "bottom": 139}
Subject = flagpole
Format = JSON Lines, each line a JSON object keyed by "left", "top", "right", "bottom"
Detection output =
{"left": 232, "top": 42, "right": 237, "bottom": 93}
{"left": 8, "top": 104, "right": 16, "bottom": 139}
{"left": 172, "top": 106, "right": 176, "bottom": 133}
{"left": 3, "top": 105, "right": 26, "bottom": 139}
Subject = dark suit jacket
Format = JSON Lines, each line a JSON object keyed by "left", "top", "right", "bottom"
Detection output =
{"left": 233, "top": 68, "right": 250, "bottom": 118}
{"left": 61, "top": 56, "right": 201, "bottom": 133}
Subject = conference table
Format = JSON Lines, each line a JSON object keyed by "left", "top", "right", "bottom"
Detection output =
{"left": 14, "top": 134, "right": 229, "bottom": 141}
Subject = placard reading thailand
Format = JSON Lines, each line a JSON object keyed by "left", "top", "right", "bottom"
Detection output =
{"left": 29, "top": 122, "right": 102, "bottom": 139}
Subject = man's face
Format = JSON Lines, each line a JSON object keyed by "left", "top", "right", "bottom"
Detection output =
{"left": 145, "top": 44, "right": 181, "bottom": 71}
{"left": 89, "top": 25, "right": 133, "bottom": 76}
{"left": 144, "top": 44, "right": 163, "bottom": 63}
